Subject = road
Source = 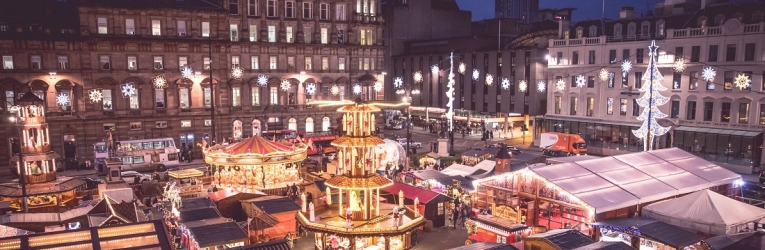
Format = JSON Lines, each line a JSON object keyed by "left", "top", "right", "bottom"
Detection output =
{"left": 380, "top": 125, "right": 540, "bottom": 155}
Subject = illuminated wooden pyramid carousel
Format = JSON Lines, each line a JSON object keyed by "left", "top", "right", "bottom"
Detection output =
{"left": 296, "top": 100, "right": 424, "bottom": 250}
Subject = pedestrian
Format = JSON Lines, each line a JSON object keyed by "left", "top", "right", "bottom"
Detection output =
{"left": 452, "top": 207, "right": 460, "bottom": 228}
{"left": 285, "top": 232, "right": 295, "bottom": 248}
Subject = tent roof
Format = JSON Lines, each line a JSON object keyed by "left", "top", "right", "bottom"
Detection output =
{"left": 442, "top": 164, "right": 479, "bottom": 177}
{"left": 572, "top": 241, "right": 634, "bottom": 250}
{"left": 187, "top": 221, "right": 248, "bottom": 248}
{"left": 447, "top": 242, "right": 519, "bottom": 250}
{"left": 643, "top": 189, "right": 765, "bottom": 227}
{"left": 592, "top": 218, "right": 705, "bottom": 248}
{"left": 704, "top": 231, "right": 765, "bottom": 250}
{"left": 241, "top": 195, "right": 301, "bottom": 214}
{"left": 381, "top": 182, "right": 452, "bottom": 204}
{"left": 526, "top": 229, "right": 594, "bottom": 249}
{"left": 218, "top": 136, "right": 296, "bottom": 156}
{"left": 527, "top": 148, "right": 740, "bottom": 213}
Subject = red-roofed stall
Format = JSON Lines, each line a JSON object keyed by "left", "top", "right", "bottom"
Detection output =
{"left": 382, "top": 182, "right": 453, "bottom": 228}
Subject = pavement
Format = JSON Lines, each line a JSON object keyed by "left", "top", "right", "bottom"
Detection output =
{"left": 293, "top": 225, "right": 470, "bottom": 250}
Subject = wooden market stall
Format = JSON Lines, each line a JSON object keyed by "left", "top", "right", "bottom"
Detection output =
{"left": 461, "top": 148, "right": 497, "bottom": 166}
{"left": 381, "top": 182, "right": 452, "bottom": 228}
{"left": 240, "top": 195, "right": 301, "bottom": 240}
{"left": 465, "top": 205, "right": 530, "bottom": 245}
{"left": 168, "top": 168, "right": 206, "bottom": 198}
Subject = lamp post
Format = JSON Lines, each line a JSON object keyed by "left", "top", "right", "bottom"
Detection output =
{"left": 208, "top": 34, "right": 216, "bottom": 145}
{"left": 396, "top": 75, "right": 421, "bottom": 170}
{"left": 9, "top": 110, "right": 28, "bottom": 212}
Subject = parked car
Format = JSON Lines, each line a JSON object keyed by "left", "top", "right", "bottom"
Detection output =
{"left": 487, "top": 143, "right": 522, "bottom": 156}
{"left": 121, "top": 171, "right": 151, "bottom": 182}
{"left": 759, "top": 170, "right": 765, "bottom": 184}
{"left": 395, "top": 138, "right": 422, "bottom": 148}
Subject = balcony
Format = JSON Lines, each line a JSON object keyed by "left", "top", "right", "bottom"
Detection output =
{"left": 21, "top": 144, "right": 51, "bottom": 154}
{"left": 130, "top": 110, "right": 142, "bottom": 116}
{"left": 666, "top": 23, "right": 763, "bottom": 39}
{"left": 549, "top": 36, "right": 606, "bottom": 47}
{"left": 550, "top": 23, "right": 765, "bottom": 48}
{"left": 18, "top": 116, "right": 45, "bottom": 124}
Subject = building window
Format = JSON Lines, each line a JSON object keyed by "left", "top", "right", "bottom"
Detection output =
{"left": 745, "top": 43, "right": 755, "bottom": 61}
{"left": 708, "top": 45, "right": 718, "bottom": 62}
{"left": 229, "top": 0, "right": 239, "bottom": 14}
{"left": 155, "top": 89, "right": 166, "bottom": 109}
{"left": 285, "top": 1, "right": 295, "bottom": 18}
{"left": 686, "top": 101, "right": 696, "bottom": 120}
{"left": 179, "top": 88, "right": 190, "bottom": 109}
{"left": 657, "top": 22, "right": 665, "bottom": 36}
{"left": 286, "top": 27, "right": 293, "bottom": 43}
{"left": 153, "top": 56, "right": 163, "bottom": 70}
{"left": 232, "top": 87, "right": 241, "bottom": 107}
{"left": 703, "top": 101, "right": 713, "bottom": 121}
{"left": 636, "top": 49, "right": 644, "bottom": 63}
{"left": 634, "top": 72, "right": 642, "bottom": 89}
{"left": 249, "top": 24, "right": 257, "bottom": 41}
{"left": 204, "top": 57, "right": 211, "bottom": 70}
{"left": 251, "top": 86, "right": 260, "bottom": 106}
{"left": 269, "top": 56, "right": 277, "bottom": 70}
{"left": 321, "top": 57, "right": 329, "bottom": 70}
{"left": 586, "top": 97, "right": 594, "bottom": 116}
{"left": 609, "top": 50, "right": 616, "bottom": 63}
{"left": 338, "top": 57, "right": 345, "bottom": 70}
{"left": 128, "top": 56, "right": 137, "bottom": 70}
{"left": 724, "top": 71, "right": 734, "bottom": 90}
{"left": 203, "top": 87, "right": 212, "bottom": 107}
{"left": 303, "top": 2, "right": 313, "bottom": 19}
{"left": 675, "top": 47, "right": 684, "bottom": 60}
{"left": 151, "top": 20, "right": 161, "bottom": 36}
{"left": 129, "top": 90, "right": 140, "bottom": 110}
{"left": 4, "top": 91, "right": 14, "bottom": 111}
{"left": 232, "top": 56, "right": 240, "bottom": 68}
{"left": 554, "top": 96, "right": 561, "bottom": 114}
{"left": 320, "top": 28, "right": 328, "bottom": 44}
{"left": 179, "top": 56, "right": 188, "bottom": 67}
{"left": 30, "top": 55, "right": 41, "bottom": 70}
{"left": 721, "top": 102, "right": 731, "bottom": 122}
{"left": 606, "top": 98, "right": 614, "bottom": 115}
{"left": 268, "top": 26, "right": 276, "bottom": 42}
{"left": 125, "top": 19, "right": 135, "bottom": 35}
{"left": 270, "top": 87, "right": 278, "bottom": 104}
{"left": 267, "top": 0, "right": 277, "bottom": 17}
{"left": 336, "top": 5, "right": 346, "bottom": 20}
{"left": 320, "top": 3, "right": 329, "bottom": 20}
{"left": 305, "top": 117, "right": 314, "bottom": 133}
{"left": 305, "top": 57, "right": 312, "bottom": 70}
{"left": 621, "top": 73, "right": 629, "bottom": 88}
{"left": 304, "top": 27, "right": 312, "bottom": 43}
{"left": 672, "top": 72, "right": 681, "bottom": 89}
{"left": 691, "top": 46, "right": 700, "bottom": 62}
{"left": 202, "top": 22, "right": 210, "bottom": 37}
{"left": 248, "top": 0, "right": 259, "bottom": 16}
{"left": 99, "top": 55, "right": 111, "bottom": 70}
{"left": 670, "top": 100, "right": 680, "bottom": 118}
{"left": 102, "top": 89, "right": 113, "bottom": 110}
{"left": 760, "top": 104, "right": 765, "bottom": 125}
{"left": 587, "top": 76, "right": 594, "bottom": 88}
{"left": 181, "top": 120, "right": 192, "bottom": 128}
{"left": 620, "top": 98, "right": 628, "bottom": 116}
{"left": 288, "top": 118, "right": 297, "bottom": 130}
{"left": 572, "top": 51, "right": 579, "bottom": 65}
{"left": 588, "top": 50, "right": 595, "bottom": 64}
{"left": 337, "top": 30, "right": 344, "bottom": 44}
{"left": 2, "top": 56, "right": 12, "bottom": 69}
{"left": 322, "top": 117, "right": 331, "bottom": 131}
{"left": 632, "top": 99, "right": 639, "bottom": 116}
{"left": 287, "top": 56, "right": 295, "bottom": 70}
{"left": 569, "top": 97, "right": 577, "bottom": 115}
{"left": 177, "top": 21, "right": 186, "bottom": 36}
{"left": 725, "top": 44, "right": 736, "bottom": 61}
{"left": 608, "top": 72, "right": 615, "bottom": 88}
{"left": 739, "top": 102, "right": 750, "bottom": 124}
{"left": 97, "top": 17, "right": 108, "bottom": 34}
{"left": 251, "top": 56, "right": 259, "bottom": 69}
{"left": 58, "top": 56, "right": 69, "bottom": 70}
{"left": 230, "top": 24, "right": 238, "bottom": 41}
{"left": 362, "top": 58, "right": 369, "bottom": 70}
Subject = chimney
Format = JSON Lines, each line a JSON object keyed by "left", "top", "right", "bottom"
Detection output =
{"left": 620, "top": 6, "right": 636, "bottom": 19}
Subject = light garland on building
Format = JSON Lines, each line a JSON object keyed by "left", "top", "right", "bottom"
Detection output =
{"left": 446, "top": 52, "right": 456, "bottom": 131}
{"left": 734, "top": 73, "right": 751, "bottom": 90}
{"left": 373, "top": 82, "right": 382, "bottom": 92}
{"left": 89, "top": 89, "right": 103, "bottom": 103}
{"left": 257, "top": 75, "right": 268, "bottom": 86}
{"left": 152, "top": 75, "right": 167, "bottom": 89}
{"left": 576, "top": 75, "right": 586, "bottom": 88}
{"left": 556, "top": 79, "right": 565, "bottom": 91}
{"left": 621, "top": 59, "right": 632, "bottom": 77}
{"left": 599, "top": 68, "right": 609, "bottom": 81}
{"left": 413, "top": 71, "right": 423, "bottom": 83}
{"left": 306, "top": 83, "right": 317, "bottom": 95}
{"left": 431, "top": 65, "right": 439, "bottom": 75}
{"left": 673, "top": 58, "right": 686, "bottom": 73}
{"left": 485, "top": 74, "right": 494, "bottom": 86}
{"left": 632, "top": 40, "right": 670, "bottom": 151}
{"left": 472, "top": 69, "right": 479, "bottom": 81}
{"left": 501, "top": 77, "right": 510, "bottom": 90}
{"left": 518, "top": 80, "right": 528, "bottom": 92}
{"left": 393, "top": 77, "right": 403, "bottom": 88}
{"left": 331, "top": 85, "right": 340, "bottom": 96}
{"left": 121, "top": 83, "right": 136, "bottom": 97}
{"left": 231, "top": 66, "right": 244, "bottom": 79}
{"left": 280, "top": 80, "right": 291, "bottom": 91}
{"left": 701, "top": 67, "right": 716, "bottom": 82}
{"left": 537, "top": 80, "right": 546, "bottom": 93}
{"left": 352, "top": 84, "right": 362, "bottom": 95}
{"left": 56, "top": 92, "right": 70, "bottom": 106}
{"left": 180, "top": 66, "right": 193, "bottom": 79}
{"left": 396, "top": 89, "right": 405, "bottom": 95}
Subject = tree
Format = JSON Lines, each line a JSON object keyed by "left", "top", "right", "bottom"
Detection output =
{"left": 632, "top": 40, "right": 670, "bottom": 151}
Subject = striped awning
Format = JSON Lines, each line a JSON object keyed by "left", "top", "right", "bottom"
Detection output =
{"left": 221, "top": 136, "right": 295, "bottom": 156}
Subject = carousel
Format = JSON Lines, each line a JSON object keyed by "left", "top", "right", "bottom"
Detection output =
{"left": 203, "top": 135, "right": 308, "bottom": 193}
{"left": 296, "top": 101, "right": 425, "bottom": 250}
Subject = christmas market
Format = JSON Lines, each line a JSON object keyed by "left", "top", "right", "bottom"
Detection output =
{"left": 465, "top": 204, "right": 531, "bottom": 246}
{"left": 167, "top": 168, "right": 206, "bottom": 198}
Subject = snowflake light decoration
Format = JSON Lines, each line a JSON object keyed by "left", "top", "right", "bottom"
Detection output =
{"left": 393, "top": 77, "right": 403, "bottom": 88}
{"left": 121, "top": 83, "right": 136, "bottom": 97}
{"left": 56, "top": 93, "right": 70, "bottom": 106}
{"left": 621, "top": 60, "right": 632, "bottom": 75}
{"left": 152, "top": 75, "right": 167, "bottom": 89}
{"left": 373, "top": 81, "right": 383, "bottom": 92}
{"left": 305, "top": 83, "right": 317, "bottom": 95}
{"left": 537, "top": 81, "right": 546, "bottom": 93}
{"left": 330, "top": 85, "right": 340, "bottom": 96}
{"left": 576, "top": 75, "right": 586, "bottom": 88}
{"left": 352, "top": 84, "right": 362, "bottom": 95}
{"left": 458, "top": 63, "right": 466, "bottom": 74}
{"left": 280, "top": 80, "right": 291, "bottom": 91}
{"left": 485, "top": 74, "right": 494, "bottom": 86}
{"left": 180, "top": 66, "right": 193, "bottom": 79}
{"left": 501, "top": 78, "right": 510, "bottom": 90}
{"left": 701, "top": 67, "right": 716, "bottom": 82}
{"left": 734, "top": 73, "right": 751, "bottom": 90}
{"left": 230, "top": 66, "right": 243, "bottom": 80}
{"left": 413, "top": 71, "right": 423, "bottom": 83}
{"left": 431, "top": 65, "right": 439, "bottom": 75}
{"left": 673, "top": 58, "right": 685, "bottom": 73}
{"left": 599, "top": 68, "right": 610, "bottom": 81}
{"left": 257, "top": 75, "right": 268, "bottom": 86}
{"left": 472, "top": 69, "right": 479, "bottom": 81}
{"left": 395, "top": 89, "right": 405, "bottom": 95}
{"left": 518, "top": 80, "right": 528, "bottom": 92}
{"left": 556, "top": 79, "right": 565, "bottom": 91}
{"left": 88, "top": 89, "right": 103, "bottom": 103}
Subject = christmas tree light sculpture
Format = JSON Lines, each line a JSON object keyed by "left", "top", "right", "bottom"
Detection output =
{"left": 445, "top": 52, "right": 456, "bottom": 131}
{"left": 632, "top": 40, "right": 670, "bottom": 151}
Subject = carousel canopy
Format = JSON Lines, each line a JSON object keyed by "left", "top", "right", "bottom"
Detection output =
{"left": 217, "top": 136, "right": 303, "bottom": 156}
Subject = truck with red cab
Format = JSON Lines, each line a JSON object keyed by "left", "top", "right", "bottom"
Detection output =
{"left": 539, "top": 132, "right": 587, "bottom": 156}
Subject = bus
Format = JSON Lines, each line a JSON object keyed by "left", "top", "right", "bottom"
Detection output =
{"left": 94, "top": 137, "right": 180, "bottom": 172}
{"left": 301, "top": 132, "right": 339, "bottom": 155}
{"left": 262, "top": 129, "right": 298, "bottom": 141}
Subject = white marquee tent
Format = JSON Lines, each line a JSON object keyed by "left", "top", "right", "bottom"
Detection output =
{"left": 442, "top": 160, "right": 495, "bottom": 177}
{"left": 642, "top": 189, "right": 765, "bottom": 235}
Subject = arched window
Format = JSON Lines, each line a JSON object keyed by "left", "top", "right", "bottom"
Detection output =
{"left": 305, "top": 117, "right": 314, "bottom": 133}
{"left": 288, "top": 118, "right": 297, "bottom": 131}
{"left": 322, "top": 117, "right": 331, "bottom": 131}
{"left": 233, "top": 120, "right": 243, "bottom": 139}
{"left": 613, "top": 24, "right": 623, "bottom": 40}
{"left": 252, "top": 119, "right": 262, "bottom": 136}
{"left": 588, "top": 25, "right": 597, "bottom": 37}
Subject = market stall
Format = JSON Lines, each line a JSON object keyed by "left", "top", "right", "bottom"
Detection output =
{"left": 461, "top": 148, "right": 497, "bottom": 166}
{"left": 185, "top": 220, "right": 249, "bottom": 249}
{"left": 241, "top": 195, "right": 301, "bottom": 240}
{"left": 592, "top": 218, "right": 707, "bottom": 250}
{"left": 465, "top": 205, "right": 530, "bottom": 245}
{"left": 381, "top": 182, "right": 452, "bottom": 228}
{"left": 168, "top": 168, "right": 206, "bottom": 198}
{"left": 400, "top": 170, "right": 473, "bottom": 196}
{"left": 418, "top": 152, "right": 442, "bottom": 169}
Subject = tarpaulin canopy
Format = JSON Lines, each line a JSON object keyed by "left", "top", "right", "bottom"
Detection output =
{"left": 642, "top": 189, "right": 765, "bottom": 235}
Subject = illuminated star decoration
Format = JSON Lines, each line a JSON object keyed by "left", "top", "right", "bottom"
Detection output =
{"left": 734, "top": 73, "right": 751, "bottom": 90}
{"left": 56, "top": 92, "right": 70, "bottom": 106}
{"left": 576, "top": 75, "right": 586, "bottom": 88}
{"left": 599, "top": 68, "right": 610, "bottom": 81}
{"left": 393, "top": 77, "right": 403, "bottom": 88}
{"left": 373, "top": 81, "right": 383, "bottom": 92}
{"left": 352, "top": 84, "right": 362, "bottom": 95}
{"left": 305, "top": 83, "right": 317, "bottom": 95}
{"left": 88, "top": 89, "right": 103, "bottom": 103}
{"left": 501, "top": 77, "right": 510, "bottom": 90}
{"left": 485, "top": 74, "right": 494, "bottom": 86}
{"left": 330, "top": 85, "right": 340, "bottom": 96}
{"left": 701, "top": 67, "right": 716, "bottom": 82}
{"left": 152, "top": 75, "right": 167, "bottom": 89}
{"left": 180, "top": 66, "right": 193, "bottom": 79}
{"left": 472, "top": 69, "right": 479, "bottom": 81}
{"left": 413, "top": 71, "right": 423, "bottom": 83}
{"left": 518, "top": 80, "right": 528, "bottom": 92}
{"left": 121, "top": 83, "right": 136, "bottom": 97}
{"left": 673, "top": 58, "right": 686, "bottom": 73}
{"left": 556, "top": 79, "right": 565, "bottom": 91}
{"left": 621, "top": 59, "right": 632, "bottom": 76}
{"left": 431, "top": 65, "right": 439, "bottom": 75}
{"left": 257, "top": 75, "right": 268, "bottom": 86}
{"left": 458, "top": 63, "right": 466, "bottom": 74}
{"left": 280, "top": 80, "right": 291, "bottom": 91}
{"left": 230, "top": 66, "right": 244, "bottom": 79}
{"left": 537, "top": 81, "right": 546, "bottom": 93}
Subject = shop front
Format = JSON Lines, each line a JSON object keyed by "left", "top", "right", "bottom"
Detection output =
{"left": 672, "top": 126, "right": 763, "bottom": 173}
